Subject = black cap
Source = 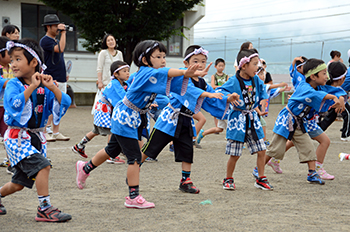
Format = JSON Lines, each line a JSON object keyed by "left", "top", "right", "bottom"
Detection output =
{"left": 42, "top": 14, "right": 62, "bottom": 26}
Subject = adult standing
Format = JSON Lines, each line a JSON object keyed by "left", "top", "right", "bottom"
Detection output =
{"left": 260, "top": 59, "right": 273, "bottom": 84}
{"left": 234, "top": 41, "right": 253, "bottom": 71}
{"left": 1, "top": 25, "right": 20, "bottom": 40}
{"left": 40, "top": 14, "right": 69, "bottom": 142}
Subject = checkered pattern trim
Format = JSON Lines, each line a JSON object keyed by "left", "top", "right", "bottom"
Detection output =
{"left": 306, "top": 119, "right": 320, "bottom": 132}
{"left": 225, "top": 129, "right": 266, "bottom": 156}
{"left": 94, "top": 110, "right": 111, "bottom": 128}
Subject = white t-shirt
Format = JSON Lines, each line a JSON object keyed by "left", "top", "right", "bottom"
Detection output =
{"left": 97, "top": 49, "right": 124, "bottom": 87}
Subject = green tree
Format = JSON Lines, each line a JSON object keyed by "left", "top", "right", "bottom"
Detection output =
{"left": 40, "top": 0, "right": 203, "bottom": 64}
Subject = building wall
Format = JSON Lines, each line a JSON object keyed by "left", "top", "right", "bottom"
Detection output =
{"left": 1, "top": 0, "right": 205, "bottom": 97}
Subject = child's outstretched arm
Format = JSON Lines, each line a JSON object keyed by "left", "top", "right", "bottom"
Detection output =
{"left": 324, "top": 94, "right": 342, "bottom": 113}
{"left": 227, "top": 93, "right": 240, "bottom": 106}
{"left": 200, "top": 91, "right": 223, "bottom": 99}
{"left": 41, "top": 74, "right": 62, "bottom": 103}
{"left": 268, "top": 82, "right": 288, "bottom": 90}
{"left": 167, "top": 64, "right": 209, "bottom": 78}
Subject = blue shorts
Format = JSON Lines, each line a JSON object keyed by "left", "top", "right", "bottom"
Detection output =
{"left": 308, "top": 127, "right": 323, "bottom": 138}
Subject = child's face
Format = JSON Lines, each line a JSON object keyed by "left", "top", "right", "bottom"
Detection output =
{"left": 10, "top": 49, "right": 36, "bottom": 78}
{"left": 242, "top": 56, "right": 259, "bottom": 78}
{"left": 297, "top": 65, "right": 304, "bottom": 74}
{"left": 186, "top": 54, "right": 207, "bottom": 70}
{"left": 0, "top": 51, "right": 11, "bottom": 66}
{"left": 115, "top": 67, "right": 130, "bottom": 82}
{"left": 149, "top": 49, "right": 166, "bottom": 69}
{"left": 215, "top": 62, "right": 225, "bottom": 73}
{"left": 314, "top": 68, "right": 328, "bottom": 86}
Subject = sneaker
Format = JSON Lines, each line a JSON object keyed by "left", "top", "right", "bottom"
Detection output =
{"left": 267, "top": 159, "right": 283, "bottom": 174}
{"left": 307, "top": 172, "right": 325, "bottom": 185}
{"left": 316, "top": 168, "right": 334, "bottom": 180}
{"left": 46, "top": 126, "right": 53, "bottom": 134}
{"left": 252, "top": 167, "right": 259, "bottom": 179}
{"left": 0, "top": 158, "right": 9, "bottom": 167}
{"left": 145, "top": 157, "right": 158, "bottom": 162}
{"left": 0, "top": 203, "right": 6, "bottom": 215}
{"left": 254, "top": 176, "right": 274, "bottom": 190}
{"left": 223, "top": 178, "right": 235, "bottom": 190}
{"left": 52, "top": 133, "right": 70, "bottom": 141}
{"left": 193, "top": 140, "right": 202, "bottom": 149}
{"left": 169, "top": 144, "right": 174, "bottom": 152}
{"left": 7, "top": 165, "right": 15, "bottom": 175}
{"left": 45, "top": 133, "right": 56, "bottom": 142}
{"left": 339, "top": 152, "right": 350, "bottom": 161}
{"left": 124, "top": 195, "right": 155, "bottom": 209}
{"left": 106, "top": 157, "right": 125, "bottom": 164}
{"left": 75, "top": 161, "right": 90, "bottom": 189}
{"left": 179, "top": 178, "right": 200, "bottom": 194}
{"left": 196, "top": 129, "right": 204, "bottom": 144}
{"left": 72, "top": 144, "right": 88, "bottom": 159}
{"left": 35, "top": 206, "right": 72, "bottom": 222}
{"left": 264, "top": 140, "right": 270, "bottom": 146}
{"left": 340, "top": 136, "right": 350, "bottom": 141}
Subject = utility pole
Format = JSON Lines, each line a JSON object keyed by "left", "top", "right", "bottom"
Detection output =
{"left": 321, "top": 41, "right": 324, "bottom": 59}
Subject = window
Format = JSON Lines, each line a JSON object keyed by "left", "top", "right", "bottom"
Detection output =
{"left": 21, "top": 3, "right": 88, "bottom": 52}
{"left": 163, "top": 19, "right": 183, "bottom": 57}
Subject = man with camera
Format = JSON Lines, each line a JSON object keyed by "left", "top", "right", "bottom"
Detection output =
{"left": 40, "top": 14, "right": 70, "bottom": 142}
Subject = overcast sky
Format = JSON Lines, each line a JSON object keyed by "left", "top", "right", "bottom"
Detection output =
{"left": 194, "top": 0, "right": 350, "bottom": 76}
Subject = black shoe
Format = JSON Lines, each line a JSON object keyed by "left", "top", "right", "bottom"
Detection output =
{"left": 0, "top": 203, "right": 6, "bottom": 215}
{"left": 179, "top": 178, "right": 200, "bottom": 194}
{"left": 6, "top": 166, "right": 15, "bottom": 175}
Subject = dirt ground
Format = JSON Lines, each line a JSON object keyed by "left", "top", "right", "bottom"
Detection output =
{"left": 1, "top": 104, "right": 350, "bottom": 231}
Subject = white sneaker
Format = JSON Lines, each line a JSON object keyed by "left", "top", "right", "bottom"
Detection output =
{"left": 52, "top": 133, "right": 70, "bottom": 141}
{"left": 340, "top": 136, "right": 350, "bottom": 141}
{"left": 46, "top": 126, "right": 53, "bottom": 134}
{"left": 339, "top": 153, "right": 349, "bottom": 161}
{"left": 45, "top": 133, "right": 56, "bottom": 142}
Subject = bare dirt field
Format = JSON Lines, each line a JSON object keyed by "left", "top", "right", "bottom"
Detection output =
{"left": 1, "top": 104, "right": 350, "bottom": 231}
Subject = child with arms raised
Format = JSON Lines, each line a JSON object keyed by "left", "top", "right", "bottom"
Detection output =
{"left": 75, "top": 40, "right": 206, "bottom": 208}
{"left": 0, "top": 39, "right": 71, "bottom": 221}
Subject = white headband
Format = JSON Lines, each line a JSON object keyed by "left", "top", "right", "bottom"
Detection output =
{"left": 183, "top": 47, "right": 208, "bottom": 61}
{"left": 296, "top": 61, "right": 306, "bottom": 68}
{"left": 238, "top": 53, "right": 259, "bottom": 69}
{"left": 6, "top": 41, "right": 47, "bottom": 72}
{"left": 138, "top": 43, "right": 159, "bottom": 62}
{"left": 110, "top": 65, "right": 130, "bottom": 80}
{"left": 332, "top": 70, "right": 347, "bottom": 81}
{"left": 0, "top": 48, "right": 6, "bottom": 53}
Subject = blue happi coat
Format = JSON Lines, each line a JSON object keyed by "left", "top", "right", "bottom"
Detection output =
{"left": 4, "top": 78, "right": 71, "bottom": 166}
{"left": 217, "top": 74, "right": 268, "bottom": 142}
{"left": 290, "top": 63, "right": 305, "bottom": 89}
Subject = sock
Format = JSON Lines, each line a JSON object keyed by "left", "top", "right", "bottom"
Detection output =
{"left": 38, "top": 195, "right": 51, "bottom": 210}
{"left": 78, "top": 136, "right": 90, "bottom": 149}
{"left": 53, "top": 132, "right": 59, "bottom": 136}
{"left": 315, "top": 161, "right": 322, "bottom": 171}
{"left": 83, "top": 160, "right": 97, "bottom": 174}
{"left": 309, "top": 170, "right": 316, "bottom": 175}
{"left": 182, "top": 170, "right": 191, "bottom": 181}
{"left": 129, "top": 185, "right": 139, "bottom": 199}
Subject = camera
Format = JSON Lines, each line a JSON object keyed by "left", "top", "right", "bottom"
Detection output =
{"left": 59, "top": 25, "right": 74, "bottom": 32}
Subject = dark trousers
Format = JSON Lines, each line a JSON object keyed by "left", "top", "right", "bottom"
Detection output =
{"left": 318, "top": 103, "right": 350, "bottom": 138}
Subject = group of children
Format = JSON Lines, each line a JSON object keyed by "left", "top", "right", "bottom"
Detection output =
{"left": 0, "top": 36, "right": 349, "bottom": 223}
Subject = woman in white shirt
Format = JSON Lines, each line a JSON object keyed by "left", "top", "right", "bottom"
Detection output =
{"left": 97, "top": 34, "right": 124, "bottom": 90}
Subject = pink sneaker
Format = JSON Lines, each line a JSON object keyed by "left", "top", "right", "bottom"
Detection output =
{"left": 317, "top": 167, "right": 334, "bottom": 180}
{"left": 267, "top": 159, "right": 283, "bottom": 174}
{"left": 124, "top": 195, "right": 155, "bottom": 209}
{"left": 76, "top": 161, "right": 90, "bottom": 189}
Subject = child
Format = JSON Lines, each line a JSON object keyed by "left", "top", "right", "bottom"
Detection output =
{"left": 290, "top": 56, "right": 308, "bottom": 89}
{"left": 0, "top": 39, "right": 71, "bottom": 221}
{"left": 318, "top": 61, "right": 350, "bottom": 141}
{"left": 262, "top": 58, "right": 343, "bottom": 186}
{"left": 141, "top": 45, "right": 239, "bottom": 194}
{"left": 75, "top": 40, "right": 207, "bottom": 208}
{"left": 72, "top": 60, "right": 128, "bottom": 165}
{"left": 218, "top": 48, "right": 271, "bottom": 190}
{"left": 211, "top": 58, "right": 228, "bottom": 89}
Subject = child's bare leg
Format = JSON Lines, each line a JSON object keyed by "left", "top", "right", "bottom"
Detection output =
{"left": 262, "top": 126, "right": 266, "bottom": 141}
{"left": 86, "top": 131, "right": 98, "bottom": 140}
{"left": 257, "top": 150, "right": 266, "bottom": 177}
{"left": 203, "top": 127, "right": 223, "bottom": 137}
{"left": 182, "top": 162, "right": 191, "bottom": 172}
{"left": 214, "top": 117, "right": 218, "bottom": 127}
{"left": 226, "top": 156, "right": 240, "bottom": 178}
{"left": 127, "top": 162, "right": 140, "bottom": 186}
{"left": 0, "top": 182, "right": 24, "bottom": 196}
{"left": 91, "top": 149, "right": 110, "bottom": 166}
{"left": 285, "top": 140, "right": 294, "bottom": 152}
{"left": 35, "top": 166, "right": 50, "bottom": 196}
{"left": 312, "top": 133, "right": 330, "bottom": 164}
{"left": 193, "top": 112, "right": 206, "bottom": 136}
{"left": 307, "top": 160, "right": 316, "bottom": 170}
{"left": 265, "top": 155, "right": 272, "bottom": 164}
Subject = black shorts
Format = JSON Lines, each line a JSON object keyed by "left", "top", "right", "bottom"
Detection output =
{"left": 104, "top": 134, "right": 141, "bottom": 165}
{"left": 142, "top": 126, "right": 194, "bottom": 163}
{"left": 12, "top": 153, "right": 51, "bottom": 189}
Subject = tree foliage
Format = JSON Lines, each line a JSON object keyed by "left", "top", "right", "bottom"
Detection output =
{"left": 40, "top": 0, "right": 203, "bottom": 64}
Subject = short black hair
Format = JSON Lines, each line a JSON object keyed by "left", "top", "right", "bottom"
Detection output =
{"left": 110, "top": 60, "right": 128, "bottom": 75}
{"left": 327, "top": 61, "right": 347, "bottom": 85}
{"left": 215, "top": 58, "right": 225, "bottom": 66}
{"left": 303, "top": 58, "right": 324, "bottom": 83}
{"left": 184, "top": 45, "right": 202, "bottom": 62}
{"left": 1, "top": 25, "right": 20, "bottom": 37}
{"left": 132, "top": 40, "right": 167, "bottom": 67}
{"left": 330, "top": 50, "right": 341, "bottom": 59}
{"left": 236, "top": 48, "right": 259, "bottom": 69}
{"left": 0, "top": 36, "right": 10, "bottom": 58}
{"left": 101, "top": 34, "right": 117, "bottom": 50}
{"left": 296, "top": 56, "right": 308, "bottom": 67}
{"left": 8, "top": 38, "right": 44, "bottom": 72}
